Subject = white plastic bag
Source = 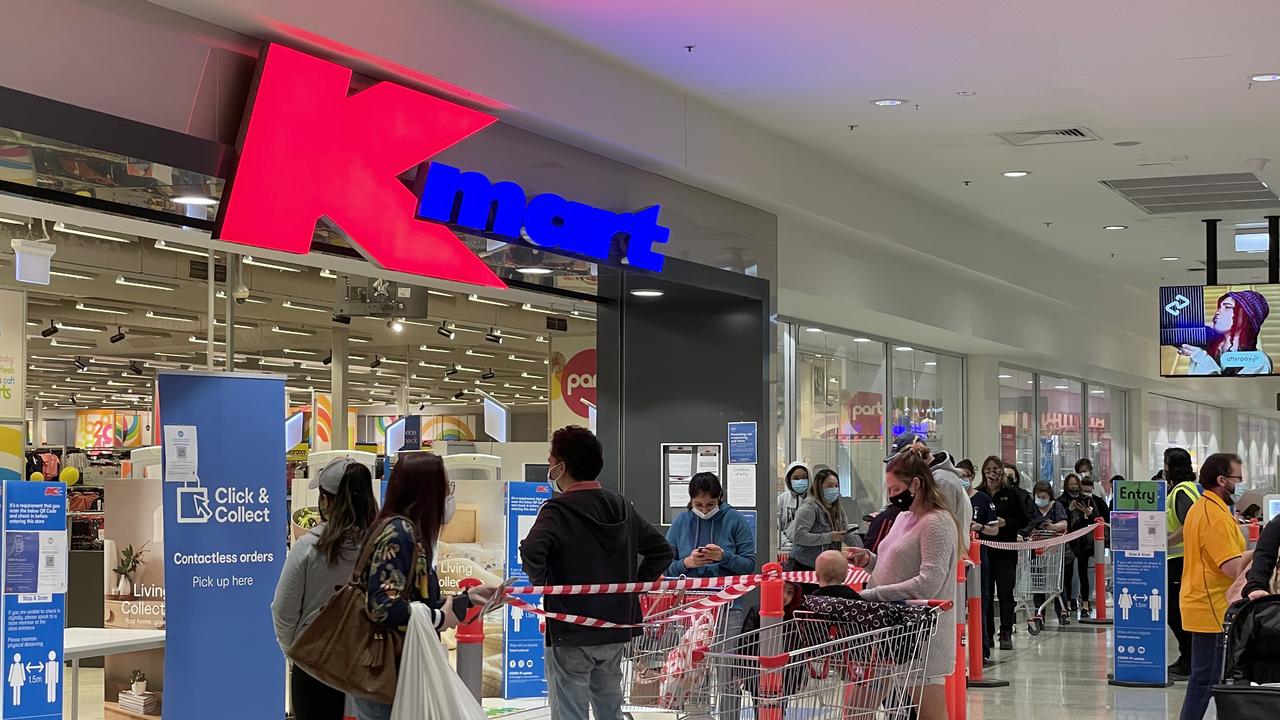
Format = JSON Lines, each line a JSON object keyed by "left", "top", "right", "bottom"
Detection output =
{"left": 391, "top": 603, "right": 487, "bottom": 720}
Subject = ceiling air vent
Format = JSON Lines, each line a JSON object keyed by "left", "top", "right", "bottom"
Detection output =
{"left": 993, "top": 127, "right": 1101, "bottom": 146}
{"left": 1102, "top": 173, "right": 1280, "bottom": 214}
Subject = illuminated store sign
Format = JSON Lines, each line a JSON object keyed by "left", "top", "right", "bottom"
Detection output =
{"left": 216, "top": 44, "right": 670, "bottom": 287}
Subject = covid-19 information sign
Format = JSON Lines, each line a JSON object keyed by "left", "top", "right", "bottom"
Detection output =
{"left": 1111, "top": 480, "right": 1169, "bottom": 687}
{"left": 504, "top": 482, "right": 552, "bottom": 699}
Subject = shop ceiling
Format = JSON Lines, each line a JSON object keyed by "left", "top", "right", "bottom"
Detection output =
{"left": 461, "top": 0, "right": 1280, "bottom": 288}
{"left": 0, "top": 217, "right": 594, "bottom": 411}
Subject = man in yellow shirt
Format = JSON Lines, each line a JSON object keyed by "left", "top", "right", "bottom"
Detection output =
{"left": 1178, "top": 453, "right": 1246, "bottom": 720}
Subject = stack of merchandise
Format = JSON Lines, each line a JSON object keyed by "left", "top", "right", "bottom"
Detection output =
{"left": 117, "top": 691, "right": 159, "bottom": 715}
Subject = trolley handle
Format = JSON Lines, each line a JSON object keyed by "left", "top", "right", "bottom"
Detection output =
{"left": 902, "top": 599, "right": 954, "bottom": 611}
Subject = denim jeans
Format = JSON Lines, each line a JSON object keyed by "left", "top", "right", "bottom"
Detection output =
{"left": 1178, "top": 632, "right": 1224, "bottom": 720}
{"left": 546, "top": 642, "right": 627, "bottom": 720}
{"left": 351, "top": 696, "right": 391, "bottom": 720}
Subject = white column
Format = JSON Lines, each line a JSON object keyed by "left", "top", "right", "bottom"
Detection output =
{"left": 965, "top": 356, "right": 1001, "bottom": 460}
{"left": 1127, "top": 389, "right": 1152, "bottom": 480}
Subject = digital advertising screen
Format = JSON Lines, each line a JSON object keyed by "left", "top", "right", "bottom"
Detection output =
{"left": 1160, "top": 284, "right": 1280, "bottom": 377}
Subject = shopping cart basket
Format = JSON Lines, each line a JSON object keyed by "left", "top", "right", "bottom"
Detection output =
{"left": 1013, "top": 530, "right": 1066, "bottom": 635}
{"left": 689, "top": 599, "right": 948, "bottom": 720}
{"left": 1212, "top": 595, "right": 1280, "bottom": 720}
{"left": 621, "top": 588, "right": 734, "bottom": 715}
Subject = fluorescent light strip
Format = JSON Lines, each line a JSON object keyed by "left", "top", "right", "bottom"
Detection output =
{"left": 521, "top": 304, "right": 560, "bottom": 315}
{"left": 281, "top": 349, "right": 318, "bottom": 356}
{"left": 146, "top": 311, "right": 198, "bottom": 323}
{"left": 282, "top": 300, "right": 328, "bottom": 313}
{"left": 271, "top": 325, "right": 314, "bottom": 337}
{"left": 77, "top": 302, "right": 131, "bottom": 315}
{"left": 54, "top": 322, "right": 104, "bottom": 333}
{"left": 54, "top": 222, "right": 131, "bottom": 244}
{"left": 467, "top": 294, "right": 509, "bottom": 307}
{"left": 154, "top": 239, "right": 216, "bottom": 258}
{"left": 188, "top": 336, "right": 226, "bottom": 345}
{"left": 244, "top": 256, "right": 302, "bottom": 273}
{"left": 426, "top": 290, "right": 453, "bottom": 298}
{"left": 49, "top": 268, "right": 98, "bottom": 281}
{"left": 212, "top": 318, "right": 257, "bottom": 330}
{"left": 349, "top": 336, "right": 371, "bottom": 344}
{"left": 49, "top": 339, "right": 95, "bottom": 349}
{"left": 319, "top": 269, "right": 338, "bottom": 279}
{"left": 508, "top": 354, "right": 538, "bottom": 364}
{"left": 465, "top": 349, "right": 496, "bottom": 358}
{"left": 117, "top": 275, "right": 178, "bottom": 291}
{"left": 419, "top": 345, "right": 451, "bottom": 354}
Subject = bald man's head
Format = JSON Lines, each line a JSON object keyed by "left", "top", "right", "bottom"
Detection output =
{"left": 816, "top": 550, "right": 849, "bottom": 587}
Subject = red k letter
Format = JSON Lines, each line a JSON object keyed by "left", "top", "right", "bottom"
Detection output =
{"left": 216, "top": 44, "right": 504, "bottom": 288}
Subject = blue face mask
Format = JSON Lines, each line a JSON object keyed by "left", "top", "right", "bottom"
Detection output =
{"left": 791, "top": 478, "right": 810, "bottom": 495}
{"left": 823, "top": 487, "right": 841, "bottom": 504}
{"left": 1231, "top": 481, "right": 1246, "bottom": 501}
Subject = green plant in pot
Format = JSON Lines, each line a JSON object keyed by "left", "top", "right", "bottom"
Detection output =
{"left": 114, "top": 543, "right": 148, "bottom": 597}
{"left": 129, "top": 669, "right": 148, "bottom": 695}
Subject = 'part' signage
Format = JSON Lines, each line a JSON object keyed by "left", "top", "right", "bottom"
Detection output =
{"left": 217, "top": 43, "right": 670, "bottom": 287}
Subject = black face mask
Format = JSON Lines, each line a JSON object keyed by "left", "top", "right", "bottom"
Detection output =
{"left": 1068, "top": 490, "right": 1081, "bottom": 498}
{"left": 889, "top": 487, "right": 915, "bottom": 511}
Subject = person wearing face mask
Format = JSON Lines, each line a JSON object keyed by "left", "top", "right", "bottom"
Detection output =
{"left": 786, "top": 469, "right": 859, "bottom": 573}
{"left": 520, "top": 427, "right": 673, "bottom": 720}
{"left": 1027, "top": 481, "right": 1069, "bottom": 624}
{"left": 983, "top": 457, "right": 1029, "bottom": 650}
{"left": 1058, "top": 473, "right": 1101, "bottom": 619}
{"left": 848, "top": 451, "right": 959, "bottom": 720}
{"left": 777, "top": 462, "right": 811, "bottom": 553}
{"left": 1177, "top": 453, "right": 1248, "bottom": 720}
{"left": 665, "top": 473, "right": 756, "bottom": 618}
{"left": 1163, "top": 447, "right": 1200, "bottom": 679}
{"left": 273, "top": 458, "right": 377, "bottom": 720}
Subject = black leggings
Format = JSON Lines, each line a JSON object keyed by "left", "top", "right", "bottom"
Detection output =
{"left": 987, "top": 548, "right": 1018, "bottom": 638}
{"left": 1168, "top": 555, "right": 1192, "bottom": 665}
{"left": 1064, "top": 549, "right": 1091, "bottom": 602}
{"left": 291, "top": 666, "right": 346, "bottom": 720}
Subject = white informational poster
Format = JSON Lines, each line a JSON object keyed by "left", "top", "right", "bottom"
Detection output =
{"left": 668, "top": 452, "right": 694, "bottom": 478}
{"left": 696, "top": 448, "right": 721, "bottom": 475}
{"left": 37, "top": 530, "right": 68, "bottom": 594}
{"left": 163, "top": 425, "right": 199, "bottom": 483}
{"left": 1138, "top": 511, "right": 1164, "bottom": 554}
{"left": 726, "top": 464, "right": 756, "bottom": 508}
{"left": 669, "top": 478, "right": 690, "bottom": 507}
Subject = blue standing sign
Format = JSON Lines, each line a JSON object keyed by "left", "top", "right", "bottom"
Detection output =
{"left": 1111, "top": 480, "right": 1169, "bottom": 687}
{"left": 158, "top": 371, "right": 286, "bottom": 720}
{"left": 727, "top": 422, "right": 757, "bottom": 465}
{"left": 504, "top": 481, "right": 552, "bottom": 699}
{"left": 2, "top": 481, "right": 66, "bottom": 720}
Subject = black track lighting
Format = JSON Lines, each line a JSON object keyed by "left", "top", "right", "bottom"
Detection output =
{"left": 482, "top": 368, "right": 495, "bottom": 380}
{"left": 453, "top": 390, "right": 466, "bottom": 401}
{"left": 331, "top": 313, "right": 351, "bottom": 325}
{"left": 485, "top": 327, "right": 503, "bottom": 344}
{"left": 322, "top": 354, "right": 333, "bottom": 366}
{"left": 74, "top": 356, "right": 88, "bottom": 372}
{"left": 128, "top": 361, "right": 144, "bottom": 375}
{"left": 445, "top": 363, "right": 459, "bottom": 377}
{"left": 370, "top": 356, "right": 383, "bottom": 369}
{"left": 69, "top": 394, "right": 77, "bottom": 406}
{"left": 437, "top": 322, "right": 455, "bottom": 340}
{"left": 41, "top": 321, "right": 59, "bottom": 338}
{"left": 110, "top": 326, "right": 126, "bottom": 344}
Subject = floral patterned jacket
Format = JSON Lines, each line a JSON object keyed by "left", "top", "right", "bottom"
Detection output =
{"left": 364, "top": 516, "right": 471, "bottom": 630}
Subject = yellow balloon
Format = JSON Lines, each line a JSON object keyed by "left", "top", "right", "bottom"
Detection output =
{"left": 60, "top": 467, "right": 80, "bottom": 485}
{"left": 29, "top": 472, "right": 44, "bottom": 482}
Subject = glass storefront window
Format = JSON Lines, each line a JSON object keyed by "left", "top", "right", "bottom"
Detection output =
{"left": 1039, "top": 376, "right": 1083, "bottom": 485}
{"left": 1149, "top": 395, "right": 1221, "bottom": 472}
{"left": 998, "top": 369, "right": 1036, "bottom": 479}
{"left": 1088, "top": 386, "right": 1127, "bottom": 482}
{"left": 1238, "top": 414, "right": 1280, "bottom": 494}
{"left": 889, "top": 348, "right": 962, "bottom": 456}
{"left": 794, "top": 329, "right": 888, "bottom": 525}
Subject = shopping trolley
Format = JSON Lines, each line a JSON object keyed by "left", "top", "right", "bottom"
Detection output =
{"left": 687, "top": 599, "right": 948, "bottom": 720}
{"left": 1014, "top": 530, "right": 1066, "bottom": 635}
{"left": 620, "top": 588, "right": 734, "bottom": 715}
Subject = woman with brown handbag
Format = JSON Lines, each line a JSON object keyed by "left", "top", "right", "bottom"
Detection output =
{"left": 351, "top": 453, "right": 495, "bottom": 720}
{"left": 272, "top": 458, "right": 377, "bottom": 720}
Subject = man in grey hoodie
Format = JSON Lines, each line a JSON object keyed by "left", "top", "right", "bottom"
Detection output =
{"left": 885, "top": 433, "right": 970, "bottom": 551}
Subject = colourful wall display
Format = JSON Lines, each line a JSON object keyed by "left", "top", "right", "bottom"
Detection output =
{"left": 549, "top": 335, "right": 594, "bottom": 434}
{"left": 75, "top": 410, "right": 115, "bottom": 449}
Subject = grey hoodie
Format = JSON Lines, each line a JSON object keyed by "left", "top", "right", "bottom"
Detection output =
{"left": 928, "top": 452, "right": 974, "bottom": 551}
{"left": 271, "top": 524, "right": 362, "bottom": 650}
{"left": 776, "top": 461, "right": 811, "bottom": 551}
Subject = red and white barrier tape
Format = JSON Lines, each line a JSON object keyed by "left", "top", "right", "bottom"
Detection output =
{"left": 502, "top": 567, "right": 871, "bottom": 629}
{"left": 977, "top": 523, "right": 1098, "bottom": 551}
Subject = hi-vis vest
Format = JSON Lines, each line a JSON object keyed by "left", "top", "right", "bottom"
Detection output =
{"left": 1167, "top": 480, "right": 1202, "bottom": 559}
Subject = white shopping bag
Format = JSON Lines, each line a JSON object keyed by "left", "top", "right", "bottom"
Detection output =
{"left": 391, "top": 603, "right": 487, "bottom": 720}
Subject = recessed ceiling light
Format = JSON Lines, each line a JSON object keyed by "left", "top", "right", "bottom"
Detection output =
{"left": 515, "top": 267, "right": 554, "bottom": 276}
{"left": 1103, "top": 225, "right": 1128, "bottom": 231}
{"left": 1053, "top": 385, "right": 1070, "bottom": 390}
{"left": 173, "top": 195, "right": 218, "bottom": 206}
{"left": 1002, "top": 170, "right": 1032, "bottom": 178}
{"left": 955, "top": 90, "right": 977, "bottom": 97}
{"left": 630, "top": 289, "right": 664, "bottom": 298}
{"left": 853, "top": 338, "right": 872, "bottom": 343}
{"left": 998, "top": 374, "right": 1013, "bottom": 379}
{"left": 871, "top": 98, "right": 907, "bottom": 107}
{"left": 896, "top": 346, "right": 914, "bottom": 352}
{"left": 803, "top": 327, "right": 824, "bottom": 333}
{"left": 1161, "top": 256, "right": 1181, "bottom": 262}
{"left": 1251, "top": 73, "right": 1280, "bottom": 82}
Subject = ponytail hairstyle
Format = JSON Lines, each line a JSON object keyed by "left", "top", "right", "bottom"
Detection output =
{"left": 314, "top": 462, "right": 377, "bottom": 564}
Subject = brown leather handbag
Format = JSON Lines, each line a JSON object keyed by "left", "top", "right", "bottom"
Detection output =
{"left": 287, "top": 516, "right": 420, "bottom": 704}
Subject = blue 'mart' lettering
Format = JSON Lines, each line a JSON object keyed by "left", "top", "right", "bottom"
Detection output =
{"left": 414, "top": 162, "right": 670, "bottom": 271}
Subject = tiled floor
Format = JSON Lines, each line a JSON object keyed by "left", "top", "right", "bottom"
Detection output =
{"left": 61, "top": 627, "right": 1213, "bottom": 719}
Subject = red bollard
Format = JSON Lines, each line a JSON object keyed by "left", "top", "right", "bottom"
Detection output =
{"left": 966, "top": 535, "right": 1008, "bottom": 689}
{"left": 456, "top": 578, "right": 486, "bottom": 701}
{"left": 1247, "top": 518, "right": 1261, "bottom": 550}
{"left": 1080, "top": 519, "right": 1112, "bottom": 625}
{"left": 758, "top": 562, "right": 785, "bottom": 720}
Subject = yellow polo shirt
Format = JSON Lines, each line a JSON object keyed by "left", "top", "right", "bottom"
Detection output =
{"left": 1180, "top": 490, "right": 1245, "bottom": 633}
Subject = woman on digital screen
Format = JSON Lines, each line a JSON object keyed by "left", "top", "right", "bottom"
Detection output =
{"left": 1178, "top": 290, "right": 1272, "bottom": 375}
